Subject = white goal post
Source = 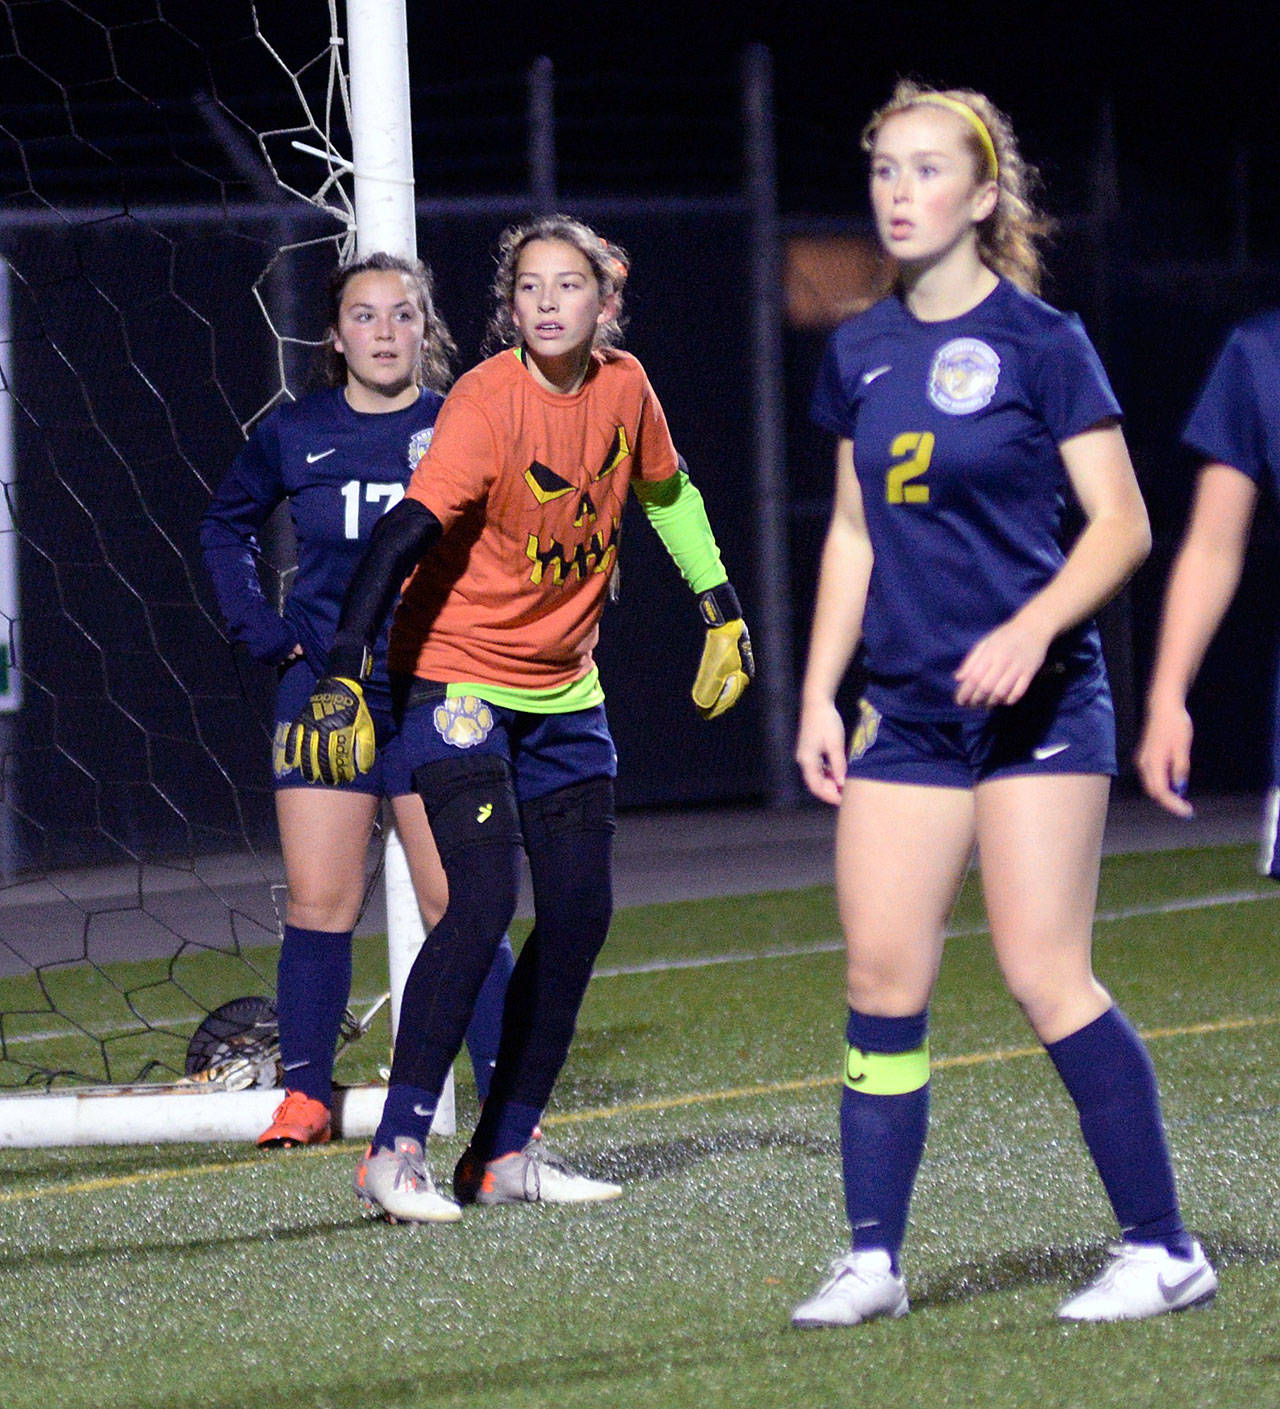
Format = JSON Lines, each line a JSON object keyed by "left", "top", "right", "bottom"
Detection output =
{"left": 345, "top": 0, "right": 455, "bottom": 1138}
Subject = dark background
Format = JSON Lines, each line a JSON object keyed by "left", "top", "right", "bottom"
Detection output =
{"left": 3, "top": 0, "right": 1280, "bottom": 870}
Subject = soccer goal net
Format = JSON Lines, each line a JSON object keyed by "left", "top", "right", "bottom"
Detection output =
{"left": 0, "top": 0, "right": 457, "bottom": 1143}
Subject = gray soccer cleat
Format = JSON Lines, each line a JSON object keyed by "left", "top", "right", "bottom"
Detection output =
{"left": 464, "top": 1139, "right": 623, "bottom": 1205}
{"left": 353, "top": 1136, "right": 462, "bottom": 1224}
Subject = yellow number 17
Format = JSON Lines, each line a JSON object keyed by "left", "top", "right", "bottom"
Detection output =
{"left": 886, "top": 431, "right": 934, "bottom": 504}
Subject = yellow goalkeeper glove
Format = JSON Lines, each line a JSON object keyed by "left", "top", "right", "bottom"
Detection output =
{"left": 283, "top": 676, "right": 376, "bottom": 785}
{"left": 691, "top": 582, "right": 754, "bottom": 720}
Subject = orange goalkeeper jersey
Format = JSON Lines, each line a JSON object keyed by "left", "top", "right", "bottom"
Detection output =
{"left": 389, "top": 347, "right": 680, "bottom": 690}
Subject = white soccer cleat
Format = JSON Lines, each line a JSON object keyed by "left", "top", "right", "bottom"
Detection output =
{"left": 469, "top": 1139, "right": 623, "bottom": 1205}
{"left": 353, "top": 1136, "right": 463, "bottom": 1224}
{"left": 791, "top": 1248, "right": 910, "bottom": 1328}
{"left": 1057, "top": 1239, "right": 1217, "bottom": 1321}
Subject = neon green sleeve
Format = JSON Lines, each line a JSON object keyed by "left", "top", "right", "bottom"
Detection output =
{"left": 631, "top": 468, "right": 728, "bottom": 595}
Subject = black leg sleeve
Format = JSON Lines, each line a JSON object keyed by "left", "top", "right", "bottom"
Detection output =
{"left": 475, "top": 776, "right": 615, "bottom": 1135}
{"left": 388, "top": 753, "right": 522, "bottom": 1092}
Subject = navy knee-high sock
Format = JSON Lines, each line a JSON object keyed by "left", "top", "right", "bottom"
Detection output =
{"left": 275, "top": 925, "right": 352, "bottom": 1105}
{"left": 1045, "top": 1005, "right": 1192, "bottom": 1256}
{"left": 841, "top": 1009, "right": 930, "bottom": 1272}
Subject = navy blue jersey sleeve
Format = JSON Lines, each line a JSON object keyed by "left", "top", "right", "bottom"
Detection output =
{"left": 199, "top": 415, "right": 298, "bottom": 665}
{"left": 1034, "top": 314, "right": 1122, "bottom": 443}
{"left": 1182, "top": 325, "right": 1271, "bottom": 485}
{"left": 810, "top": 333, "right": 856, "bottom": 437}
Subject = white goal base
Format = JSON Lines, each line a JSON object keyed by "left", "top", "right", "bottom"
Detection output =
{"left": 0, "top": 1072, "right": 455, "bottom": 1148}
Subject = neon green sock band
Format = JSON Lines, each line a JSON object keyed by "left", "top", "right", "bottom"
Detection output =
{"left": 843, "top": 1040, "right": 930, "bottom": 1095}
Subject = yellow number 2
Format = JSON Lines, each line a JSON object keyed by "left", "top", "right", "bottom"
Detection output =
{"left": 885, "top": 431, "right": 934, "bottom": 504}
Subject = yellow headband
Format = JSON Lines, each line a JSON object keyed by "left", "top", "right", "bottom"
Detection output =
{"left": 912, "top": 94, "right": 999, "bottom": 182}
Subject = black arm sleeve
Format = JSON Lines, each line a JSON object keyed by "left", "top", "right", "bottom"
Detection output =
{"left": 326, "top": 498, "right": 443, "bottom": 678}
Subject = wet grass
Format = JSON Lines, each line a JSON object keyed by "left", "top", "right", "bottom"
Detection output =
{"left": 0, "top": 840, "right": 1278, "bottom": 1408}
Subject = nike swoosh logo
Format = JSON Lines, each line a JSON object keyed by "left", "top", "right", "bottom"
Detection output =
{"left": 861, "top": 364, "right": 891, "bottom": 385}
{"left": 306, "top": 448, "right": 336, "bottom": 463}
{"left": 412, "top": 1102, "right": 434, "bottom": 1118}
{"left": 1158, "top": 1263, "right": 1210, "bottom": 1304}
{"left": 1032, "top": 742, "right": 1070, "bottom": 760}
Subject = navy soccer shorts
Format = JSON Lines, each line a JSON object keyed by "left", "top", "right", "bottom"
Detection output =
{"left": 391, "top": 678, "right": 617, "bottom": 805}
{"left": 845, "top": 667, "right": 1116, "bottom": 787}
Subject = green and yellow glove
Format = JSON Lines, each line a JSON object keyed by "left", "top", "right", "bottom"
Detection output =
{"left": 284, "top": 675, "right": 376, "bottom": 785}
{"left": 692, "top": 582, "right": 754, "bottom": 720}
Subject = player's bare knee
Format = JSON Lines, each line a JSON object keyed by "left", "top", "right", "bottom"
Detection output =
{"left": 844, "top": 951, "right": 931, "bottom": 1014}
{"left": 845, "top": 975, "right": 931, "bottom": 1016}
{"left": 285, "top": 894, "right": 361, "bottom": 933}
{"left": 1006, "top": 973, "right": 1110, "bottom": 1043}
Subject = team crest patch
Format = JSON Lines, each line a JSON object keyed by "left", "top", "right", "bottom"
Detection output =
{"left": 927, "top": 338, "right": 1000, "bottom": 415}
{"left": 407, "top": 426, "right": 434, "bottom": 469}
{"left": 848, "top": 698, "right": 881, "bottom": 762}
{"left": 271, "top": 722, "right": 294, "bottom": 779}
{"left": 433, "top": 695, "right": 495, "bottom": 749}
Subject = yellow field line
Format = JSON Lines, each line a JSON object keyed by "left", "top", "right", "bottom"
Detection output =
{"left": 3, "top": 1011, "right": 1276, "bottom": 1208}
{"left": 0, "top": 1141, "right": 339, "bottom": 1205}
{"left": 544, "top": 1012, "right": 1280, "bottom": 1126}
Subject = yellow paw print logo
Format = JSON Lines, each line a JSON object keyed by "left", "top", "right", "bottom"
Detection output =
{"left": 432, "top": 695, "right": 495, "bottom": 749}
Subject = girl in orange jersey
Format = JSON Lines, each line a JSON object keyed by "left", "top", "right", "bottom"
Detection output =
{"left": 286, "top": 215, "right": 752, "bottom": 1222}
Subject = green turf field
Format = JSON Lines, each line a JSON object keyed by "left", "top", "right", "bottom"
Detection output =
{"left": 2, "top": 841, "right": 1279, "bottom": 1409}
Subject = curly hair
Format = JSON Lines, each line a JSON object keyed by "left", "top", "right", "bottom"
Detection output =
{"left": 485, "top": 214, "right": 629, "bottom": 353}
{"left": 862, "top": 80, "right": 1052, "bottom": 294}
{"left": 317, "top": 251, "right": 456, "bottom": 392}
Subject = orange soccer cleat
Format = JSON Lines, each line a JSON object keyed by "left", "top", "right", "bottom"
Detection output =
{"left": 257, "top": 1089, "right": 332, "bottom": 1148}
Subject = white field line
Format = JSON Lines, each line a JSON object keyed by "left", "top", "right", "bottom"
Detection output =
{"left": 591, "top": 885, "right": 1280, "bottom": 976}
{"left": 3, "top": 885, "right": 1277, "bottom": 1051}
